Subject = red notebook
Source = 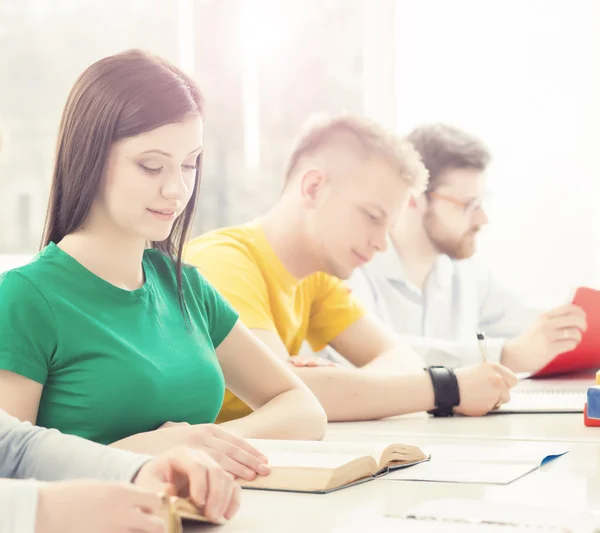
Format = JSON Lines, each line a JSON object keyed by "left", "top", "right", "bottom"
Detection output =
{"left": 533, "top": 287, "right": 600, "bottom": 377}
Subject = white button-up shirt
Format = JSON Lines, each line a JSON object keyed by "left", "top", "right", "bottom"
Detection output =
{"left": 348, "top": 245, "right": 542, "bottom": 368}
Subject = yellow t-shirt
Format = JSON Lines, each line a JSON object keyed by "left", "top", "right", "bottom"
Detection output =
{"left": 184, "top": 222, "right": 366, "bottom": 422}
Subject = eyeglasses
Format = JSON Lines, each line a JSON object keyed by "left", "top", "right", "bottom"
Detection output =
{"left": 427, "top": 190, "right": 488, "bottom": 217}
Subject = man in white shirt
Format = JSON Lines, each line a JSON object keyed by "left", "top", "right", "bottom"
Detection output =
{"left": 349, "top": 123, "right": 587, "bottom": 373}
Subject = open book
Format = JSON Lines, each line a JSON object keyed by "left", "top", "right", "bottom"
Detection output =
{"left": 241, "top": 439, "right": 429, "bottom": 493}
{"left": 493, "top": 371, "right": 594, "bottom": 414}
{"left": 159, "top": 496, "right": 225, "bottom": 532}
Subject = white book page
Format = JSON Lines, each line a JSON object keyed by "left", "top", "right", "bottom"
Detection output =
{"left": 247, "top": 439, "right": 388, "bottom": 469}
{"left": 495, "top": 374, "right": 594, "bottom": 413}
{"left": 385, "top": 461, "right": 535, "bottom": 484}
{"left": 384, "top": 443, "right": 567, "bottom": 484}
{"left": 421, "top": 443, "right": 568, "bottom": 464}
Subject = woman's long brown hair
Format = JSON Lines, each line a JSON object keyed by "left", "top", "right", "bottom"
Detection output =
{"left": 42, "top": 49, "right": 204, "bottom": 316}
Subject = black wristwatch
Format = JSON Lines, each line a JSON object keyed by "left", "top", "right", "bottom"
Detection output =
{"left": 426, "top": 366, "right": 461, "bottom": 417}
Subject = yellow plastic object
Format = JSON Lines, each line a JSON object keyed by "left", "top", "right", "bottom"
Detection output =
{"left": 596, "top": 370, "right": 600, "bottom": 385}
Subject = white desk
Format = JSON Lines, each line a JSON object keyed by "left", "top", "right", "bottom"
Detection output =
{"left": 326, "top": 412, "right": 600, "bottom": 443}
{"left": 188, "top": 434, "right": 600, "bottom": 532}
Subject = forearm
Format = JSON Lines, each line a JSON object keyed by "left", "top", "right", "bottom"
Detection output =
{"left": 220, "top": 388, "right": 327, "bottom": 440}
{"left": 293, "top": 366, "right": 435, "bottom": 421}
{"left": 0, "top": 413, "right": 147, "bottom": 483}
{"left": 0, "top": 481, "right": 38, "bottom": 533}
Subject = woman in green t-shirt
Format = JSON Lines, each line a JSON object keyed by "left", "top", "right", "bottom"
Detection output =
{"left": 0, "top": 49, "right": 326, "bottom": 479}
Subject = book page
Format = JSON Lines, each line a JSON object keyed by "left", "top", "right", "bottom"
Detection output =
{"left": 247, "top": 439, "right": 389, "bottom": 467}
{"left": 384, "top": 443, "right": 567, "bottom": 484}
{"left": 259, "top": 451, "right": 373, "bottom": 469}
{"left": 494, "top": 374, "right": 593, "bottom": 413}
{"left": 386, "top": 461, "right": 536, "bottom": 484}
{"left": 497, "top": 392, "right": 585, "bottom": 413}
{"left": 421, "top": 443, "right": 568, "bottom": 465}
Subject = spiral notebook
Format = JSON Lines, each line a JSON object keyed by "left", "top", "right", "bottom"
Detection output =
{"left": 493, "top": 372, "right": 594, "bottom": 414}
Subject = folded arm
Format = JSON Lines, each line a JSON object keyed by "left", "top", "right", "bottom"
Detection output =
{"left": 216, "top": 321, "right": 327, "bottom": 439}
{"left": 251, "top": 328, "right": 435, "bottom": 421}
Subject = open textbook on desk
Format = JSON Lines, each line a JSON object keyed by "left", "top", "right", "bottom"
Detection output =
{"left": 240, "top": 439, "right": 429, "bottom": 493}
{"left": 241, "top": 440, "right": 566, "bottom": 490}
{"left": 494, "top": 371, "right": 594, "bottom": 414}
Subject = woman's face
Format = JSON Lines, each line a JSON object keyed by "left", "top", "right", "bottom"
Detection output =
{"left": 94, "top": 117, "right": 203, "bottom": 243}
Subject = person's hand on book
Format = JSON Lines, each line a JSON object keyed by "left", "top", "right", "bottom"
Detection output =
{"left": 454, "top": 362, "right": 518, "bottom": 416}
{"left": 156, "top": 422, "right": 270, "bottom": 481}
{"left": 501, "top": 304, "right": 587, "bottom": 372}
{"left": 133, "top": 445, "right": 241, "bottom": 523}
{"left": 36, "top": 480, "right": 166, "bottom": 533}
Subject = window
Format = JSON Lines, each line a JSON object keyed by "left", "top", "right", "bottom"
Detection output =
{"left": 0, "top": 0, "right": 179, "bottom": 253}
{"left": 0, "top": 0, "right": 365, "bottom": 256}
{"left": 395, "top": 0, "right": 600, "bottom": 306}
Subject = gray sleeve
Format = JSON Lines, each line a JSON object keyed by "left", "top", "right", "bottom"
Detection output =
{"left": 0, "top": 410, "right": 151, "bottom": 482}
{"left": 0, "top": 481, "right": 38, "bottom": 533}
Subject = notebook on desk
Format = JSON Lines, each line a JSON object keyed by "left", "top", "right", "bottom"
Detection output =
{"left": 384, "top": 443, "right": 567, "bottom": 484}
{"left": 493, "top": 372, "right": 594, "bottom": 414}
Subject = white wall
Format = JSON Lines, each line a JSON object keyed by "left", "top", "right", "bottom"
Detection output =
{"left": 0, "top": 254, "right": 32, "bottom": 273}
{"left": 394, "top": 0, "right": 600, "bottom": 307}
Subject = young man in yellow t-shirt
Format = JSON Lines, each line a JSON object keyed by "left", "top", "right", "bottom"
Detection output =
{"left": 185, "top": 114, "right": 518, "bottom": 423}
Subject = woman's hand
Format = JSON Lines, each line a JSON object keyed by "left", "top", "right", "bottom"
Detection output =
{"left": 156, "top": 423, "right": 270, "bottom": 481}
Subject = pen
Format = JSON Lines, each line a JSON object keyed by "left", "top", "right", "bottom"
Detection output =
{"left": 476, "top": 331, "right": 488, "bottom": 363}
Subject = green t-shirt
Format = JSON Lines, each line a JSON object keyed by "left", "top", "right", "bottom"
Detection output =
{"left": 0, "top": 243, "right": 238, "bottom": 445}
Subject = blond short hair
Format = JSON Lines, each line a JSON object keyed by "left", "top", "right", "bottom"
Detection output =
{"left": 284, "top": 113, "right": 429, "bottom": 191}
